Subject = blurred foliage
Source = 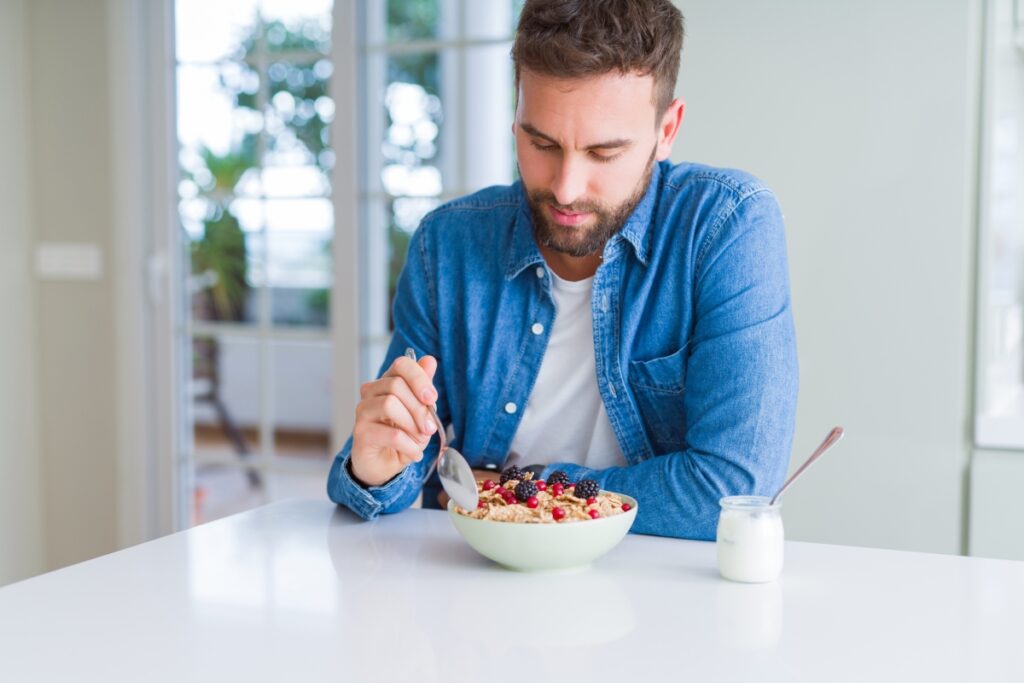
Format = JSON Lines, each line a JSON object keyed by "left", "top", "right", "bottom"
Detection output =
{"left": 387, "top": 0, "right": 438, "bottom": 42}
{"left": 189, "top": 14, "right": 333, "bottom": 324}
{"left": 191, "top": 205, "right": 248, "bottom": 321}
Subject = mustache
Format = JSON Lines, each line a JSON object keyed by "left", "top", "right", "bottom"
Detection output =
{"left": 528, "top": 191, "right": 605, "bottom": 215}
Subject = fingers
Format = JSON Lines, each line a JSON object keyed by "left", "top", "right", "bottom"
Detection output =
{"left": 384, "top": 355, "right": 438, "bottom": 405}
{"left": 360, "top": 376, "right": 436, "bottom": 437}
{"left": 418, "top": 355, "right": 438, "bottom": 383}
{"left": 358, "top": 394, "right": 428, "bottom": 443}
{"left": 352, "top": 421, "right": 425, "bottom": 464}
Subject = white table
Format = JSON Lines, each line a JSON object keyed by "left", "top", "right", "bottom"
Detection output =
{"left": 1, "top": 499, "right": 1021, "bottom": 682}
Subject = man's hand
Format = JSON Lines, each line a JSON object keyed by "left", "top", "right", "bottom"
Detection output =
{"left": 350, "top": 354, "right": 439, "bottom": 487}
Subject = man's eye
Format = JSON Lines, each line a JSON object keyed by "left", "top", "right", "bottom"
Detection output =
{"left": 530, "top": 140, "right": 557, "bottom": 152}
{"left": 590, "top": 151, "right": 621, "bottom": 163}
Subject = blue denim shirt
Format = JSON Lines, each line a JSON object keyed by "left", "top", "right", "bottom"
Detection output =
{"left": 327, "top": 160, "right": 798, "bottom": 540}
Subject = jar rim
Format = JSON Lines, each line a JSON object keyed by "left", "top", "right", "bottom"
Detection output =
{"left": 718, "top": 495, "right": 781, "bottom": 510}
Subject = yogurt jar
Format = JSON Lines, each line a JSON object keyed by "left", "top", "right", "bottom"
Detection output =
{"left": 716, "top": 496, "right": 784, "bottom": 583}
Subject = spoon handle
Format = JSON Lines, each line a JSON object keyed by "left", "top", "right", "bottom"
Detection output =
{"left": 770, "top": 426, "right": 845, "bottom": 506}
{"left": 404, "top": 347, "right": 447, "bottom": 453}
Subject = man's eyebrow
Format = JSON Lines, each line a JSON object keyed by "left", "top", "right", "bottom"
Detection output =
{"left": 520, "top": 122, "right": 633, "bottom": 151}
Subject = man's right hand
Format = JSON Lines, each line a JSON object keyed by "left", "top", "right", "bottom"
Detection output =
{"left": 350, "top": 354, "right": 440, "bottom": 487}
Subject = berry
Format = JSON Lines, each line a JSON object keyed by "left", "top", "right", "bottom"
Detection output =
{"left": 500, "top": 465, "right": 525, "bottom": 485}
{"left": 586, "top": 497, "right": 597, "bottom": 505}
{"left": 482, "top": 479, "right": 496, "bottom": 491}
{"left": 501, "top": 490, "right": 516, "bottom": 503}
{"left": 526, "top": 496, "right": 539, "bottom": 509}
{"left": 477, "top": 500, "right": 487, "bottom": 509}
{"left": 574, "top": 479, "right": 600, "bottom": 500}
{"left": 621, "top": 503, "right": 632, "bottom": 512}
{"left": 547, "top": 470, "right": 570, "bottom": 486}
{"left": 550, "top": 483, "right": 565, "bottom": 496}
{"left": 552, "top": 507, "right": 566, "bottom": 521}
{"left": 535, "top": 480, "right": 547, "bottom": 491}
{"left": 514, "top": 480, "right": 538, "bottom": 502}
{"left": 589, "top": 510, "right": 601, "bottom": 519}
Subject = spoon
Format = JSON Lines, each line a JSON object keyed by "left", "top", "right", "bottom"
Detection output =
{"left": 404, "top": 349, "right": 479, "bottom": 511}
{"left": 770, "top": 426, "right": 845, "bottom": 506}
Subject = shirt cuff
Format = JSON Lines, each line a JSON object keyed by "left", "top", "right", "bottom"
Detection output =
{"left": 331, "top": 453, "right": 417, "bottom": 520}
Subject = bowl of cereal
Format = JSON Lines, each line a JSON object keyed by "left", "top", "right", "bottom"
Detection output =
{"left": 447, "top": 467, "right": 638, "bottom": 571}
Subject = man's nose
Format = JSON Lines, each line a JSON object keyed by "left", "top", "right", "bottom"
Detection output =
{"left": 550, "top": 155, "right": 587, "bottom": 207}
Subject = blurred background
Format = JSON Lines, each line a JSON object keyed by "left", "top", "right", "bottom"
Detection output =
{"left": 0, "top": 0, "right": 1021, "bottom": 586}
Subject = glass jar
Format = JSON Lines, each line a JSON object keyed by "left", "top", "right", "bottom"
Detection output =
{"left": 716, "top": 496, "right": 784, "bottom": 583}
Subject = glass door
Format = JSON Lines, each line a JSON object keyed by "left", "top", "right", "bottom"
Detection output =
{"left": 175, "top": 0, "right": 336, "bottom": 525}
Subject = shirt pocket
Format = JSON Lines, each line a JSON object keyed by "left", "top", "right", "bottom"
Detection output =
{"left": 627, "top": 347, "right": 688, "bottom": 451}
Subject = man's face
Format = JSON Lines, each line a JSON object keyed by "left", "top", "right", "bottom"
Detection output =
{"left": 514, "top": 69, "right": 681, "bottom": 258}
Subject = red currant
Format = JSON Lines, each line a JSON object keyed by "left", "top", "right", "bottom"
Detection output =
{"left": 589, "top": 510, "right": 600, "bottom": 519}
{"left": 621, "top": 503, "right": 632, "bottom": 512}
{"left": 482, "top": 480, "right": 496, "bottom": 491}
{"left": 552, "top": 507, "right": 566, "bottom": 521}
{"left": 526, "top": 496, "right": 539, "bottom": 509}
{"left": 586, "top": 497, "right": 597, "bottom": 505}
{"left": 551, "top": 483, "right": 564, "bottom": 496}
{"left": 477, "top": 500, "right": 487, "bottom": 509}
{"left": 535, "top": 480, "right": 547, "bottom": 491}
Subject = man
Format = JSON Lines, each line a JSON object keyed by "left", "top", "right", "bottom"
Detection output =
{"left": 327, "top": 0, "right": 798, "bottom": 540}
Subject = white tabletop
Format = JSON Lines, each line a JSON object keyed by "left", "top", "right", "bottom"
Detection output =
{"left": 1, "top": 499, "right": 1021, "bottom": 682}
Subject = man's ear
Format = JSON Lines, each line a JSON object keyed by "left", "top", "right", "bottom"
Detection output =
{"left": 655, "top": 98, "right": 685, "bottom": 161}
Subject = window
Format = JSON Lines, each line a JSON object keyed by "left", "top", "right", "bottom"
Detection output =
{"left": 175, "top": 0, "right": 336, "bottom": 525}
{"left": 976, "top": 0, "right": 1024, "bottom": 448}
{"left": 172, "top": 0, "right": 522, "bottom": 526}
{"left": 355, "top": 0, "right": 522, "bottom": 379}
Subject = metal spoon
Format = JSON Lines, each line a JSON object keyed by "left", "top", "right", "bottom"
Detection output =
{"left": 770, "top": 426, "right": 845, "bottom": 506}
{"left": 404, "top": 349, "right": 479, "bottom": 511}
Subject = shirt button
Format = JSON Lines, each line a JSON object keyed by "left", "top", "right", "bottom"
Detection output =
{"left": 531, "top": 322, "right": 544, "bottom": 335}
{"left": 504, "top": 402, "right": 518, "bottom": 414}
{"left": 535, "top": 266, "right": 545, "bottom": 279}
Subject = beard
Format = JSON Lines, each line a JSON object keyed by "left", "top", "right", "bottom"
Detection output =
{"left": 525, "top": 147, "right": 657, "bottom": 258}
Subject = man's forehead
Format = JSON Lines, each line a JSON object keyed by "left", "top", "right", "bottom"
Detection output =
{"left": 516, "top": 69, "right": 657, "bottom": 123}
{"left": 517, "top": 68, "right": 656, "bottom": 102}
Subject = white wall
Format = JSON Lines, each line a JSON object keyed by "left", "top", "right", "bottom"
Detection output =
{"left": 0, "top": 0, "right": 45, "bottom": 586}
{"left": 27, "top": 0, "right": 120, "bottom": 572}
{"left": 672, "top": 0, "right": 980, "bottom": 554}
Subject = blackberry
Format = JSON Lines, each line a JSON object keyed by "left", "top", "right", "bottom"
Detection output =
{"left": 574, "top": 479, "right": 600, "bottom": 500}
{"left": 514, "top": 480, "right": 538, "bottom": 502}
{"left": 500, "top": 465, "right": 525, "bottom": 485}
{"left": 547, "top": 470, "right": 570, "bottom": 486}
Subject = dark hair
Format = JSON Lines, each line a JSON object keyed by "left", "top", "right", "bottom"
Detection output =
{"left": 512, "top": 0, "right": 685, "bottom": 116}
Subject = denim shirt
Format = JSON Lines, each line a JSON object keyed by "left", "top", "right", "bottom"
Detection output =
{"left": 327, "top": 160, "right": 798, "bottom": 540}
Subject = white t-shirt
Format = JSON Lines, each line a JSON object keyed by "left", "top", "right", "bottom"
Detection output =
{"left": 508, "top": 268, "right": 627, "bottom": 469}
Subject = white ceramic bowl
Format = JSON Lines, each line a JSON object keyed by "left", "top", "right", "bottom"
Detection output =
{"left": 446, "top": 493, "right": 638, "bottom": 571}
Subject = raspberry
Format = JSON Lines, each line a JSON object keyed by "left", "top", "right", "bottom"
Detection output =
{"left": 552, "top": 507, "right": 566, "bottom": 521}
{"left": 621, "top": 503, "right": 632, "bottom": 512}
{"left": 550, "top": 483, "right": 565, "bottom": 496}
{"left": 547, "top": 470, "right": 570, "bottom": 486}
{"left": 526, "top": 496, "right": 539, "bottom": 509}
{"left": 514, "top": 480, "right": 538, "bottom": 502}
{"left": 589, "top": 509, "right": 600, "bottom": 519}
{"left": 500, "top": 465, "right": 525, "bottom": 485}
{"left": 574, "top": 479, "right": 599, "bottom": 500}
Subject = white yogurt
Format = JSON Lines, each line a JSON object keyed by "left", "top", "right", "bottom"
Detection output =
{"left": 716, "top": 496, "right": 784, "bottom": 583}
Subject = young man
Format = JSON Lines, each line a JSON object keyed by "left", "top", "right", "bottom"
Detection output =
{"left": 327, "top": 0, "right": 798, "bottom": 540}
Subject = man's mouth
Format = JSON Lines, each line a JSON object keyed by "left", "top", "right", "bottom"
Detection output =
{"left": 547, "top": 204, "right": 593, "bottom": 227}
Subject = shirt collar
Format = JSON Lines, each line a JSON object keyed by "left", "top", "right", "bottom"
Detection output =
{"left": 504, "top": 161, "right": 662, "bottom": 280}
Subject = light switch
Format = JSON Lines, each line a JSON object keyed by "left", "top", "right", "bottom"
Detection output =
{"left": 35, "top": 242, "right": 104, "bottom": 281}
